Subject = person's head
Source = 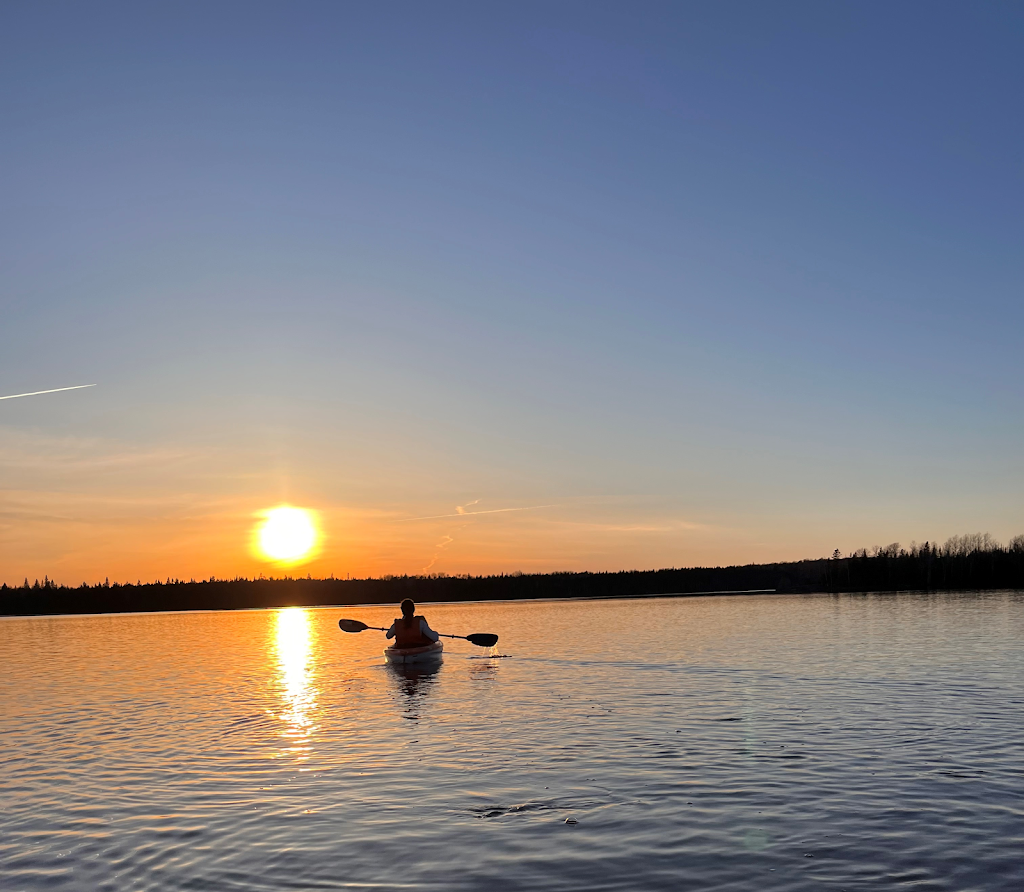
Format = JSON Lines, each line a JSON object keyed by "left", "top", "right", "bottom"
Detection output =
{"left": 400, "top": 598, "right": 415, "bottom": 618}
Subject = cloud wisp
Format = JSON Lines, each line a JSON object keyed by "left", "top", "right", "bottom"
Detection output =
{"left": 408, "top": 499, "right": 556, "bottom": 572}
{"left": 395, "top": 504, "right": 558, "bottom": 523}
{"left": 0, "top": 384, "right": 96, "bottom": 401}
{"left": 421, "top": 533, "right": 456, "bottom": 573}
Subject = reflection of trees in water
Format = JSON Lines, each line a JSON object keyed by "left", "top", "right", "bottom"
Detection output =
{"left": 389, "top": 662, "right": 441, "bottom": 720}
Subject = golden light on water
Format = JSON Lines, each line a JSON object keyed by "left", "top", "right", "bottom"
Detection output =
{"left": 272, "top": 608, "right": 318, "bottom": 750}
{"left": 254, "top": 506, "right": 318, "bottom": 564}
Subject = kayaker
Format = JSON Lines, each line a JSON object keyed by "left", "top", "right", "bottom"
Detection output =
{"left": 386, "top": 599, "right": 440, "bottom": 648}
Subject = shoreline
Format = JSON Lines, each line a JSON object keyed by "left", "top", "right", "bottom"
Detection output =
{"left": 5, "top": 586, "right": 1024, "bottom": 621}
{"left": 5, "top": 546, "right": 1023, "bottom": 617}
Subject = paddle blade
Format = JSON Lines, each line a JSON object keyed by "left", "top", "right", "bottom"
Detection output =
{"left": 466, "top": 633, "right": 499, "bottom": 647}
{"left": 338, "top": 619, "right": 369, "bottom": 633}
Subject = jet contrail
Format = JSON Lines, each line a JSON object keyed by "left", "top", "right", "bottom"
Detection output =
{"left": 0, "top": 384, "right": 97, "bottom": 401}
{"left": 396, "top": 505, "right": 558, "bottom": 522}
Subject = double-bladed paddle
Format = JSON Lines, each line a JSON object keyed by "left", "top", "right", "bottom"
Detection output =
{"left": 338, "top": 618, "right": 498, "bottom": 648}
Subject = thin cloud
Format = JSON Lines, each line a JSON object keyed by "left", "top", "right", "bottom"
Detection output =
{"left": 421, "top": 534, "right": 455, "bottom": 573}
{"left": 395, "top": 504, "right": 558, "bottom": 523}
{"left": 0, "top": 431, "right": 191, "bottom": 473}
{"left": 0, "top": 384, "right": 96, "bottom": 401}
{"left": 589, "top": 524, "right": 678, "bottom": 533}
{"left": 549, "top": 519, "right": 709, "bottom": 533}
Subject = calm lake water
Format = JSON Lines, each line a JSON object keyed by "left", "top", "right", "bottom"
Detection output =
{"left": 2, "top": 592, "right": 1023, "bottom": 891}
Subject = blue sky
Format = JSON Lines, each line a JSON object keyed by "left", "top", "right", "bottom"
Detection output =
{"left": 2, "top": 2, "right": 1022, "bottom": 583}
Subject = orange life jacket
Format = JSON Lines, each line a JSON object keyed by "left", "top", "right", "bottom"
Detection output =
{"left": 394, "top": 615, "right": 431, "bottom": 648}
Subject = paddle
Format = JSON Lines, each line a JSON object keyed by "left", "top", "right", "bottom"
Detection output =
{"left": 338, "top": 618, "right": 498, "bottom": 647}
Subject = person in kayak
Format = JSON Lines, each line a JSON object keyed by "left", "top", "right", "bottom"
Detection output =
{"left": 386, "top": 599, "right": 440, "bottom": 648}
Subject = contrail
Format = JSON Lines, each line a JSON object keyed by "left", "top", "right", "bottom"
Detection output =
{"left": 422, "top": 533, "right": 456, "bottom": 573}
{"left": 0, "top": 384, "right": 97, "bottom": 401}
{"left": 396, "top": 505, "right": 558, "bottom": 522}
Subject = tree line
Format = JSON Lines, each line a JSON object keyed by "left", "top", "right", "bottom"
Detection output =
{"left": 823, "top": 533, "right": 1024, "bottom": 593}
{"left": 2, "top": 532, "right": 1022, "bottom": 616}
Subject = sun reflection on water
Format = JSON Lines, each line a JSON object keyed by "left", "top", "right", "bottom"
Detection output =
{"left": 272, "top": 608, "right": 319, "bottom": 755}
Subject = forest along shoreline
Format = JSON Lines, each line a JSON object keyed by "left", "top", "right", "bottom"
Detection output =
{"left": 4, "top": 534, "right": 1023, "bottom": 617}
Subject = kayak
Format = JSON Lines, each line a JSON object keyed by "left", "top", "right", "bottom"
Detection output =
{"left": 384, "top": 640, "right": 443, "bottom": 665}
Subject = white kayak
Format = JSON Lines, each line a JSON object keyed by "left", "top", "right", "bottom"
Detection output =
{"left": 384, "top": 640, "right": 444, "bottom": 665}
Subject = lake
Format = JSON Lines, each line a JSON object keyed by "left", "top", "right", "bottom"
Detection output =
{"left": 2, "top": 592, "right": 1023, "bottom": 891}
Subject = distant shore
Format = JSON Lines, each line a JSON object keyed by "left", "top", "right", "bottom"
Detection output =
{"left": 4, "top": 540, "right": 1023, "bottom": 616}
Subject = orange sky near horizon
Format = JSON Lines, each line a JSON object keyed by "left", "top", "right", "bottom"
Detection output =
{"left": 3, "top": 418, "right": 1020, "bottom": 587}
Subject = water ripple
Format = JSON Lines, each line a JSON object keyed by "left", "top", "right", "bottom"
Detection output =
{"left": 2, "top": 593, "right": 1023, "bottom": 890}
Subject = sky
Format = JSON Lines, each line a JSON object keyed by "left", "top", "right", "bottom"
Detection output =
{"left": 2, "top": 2, "right": 1022, "bottom": 585}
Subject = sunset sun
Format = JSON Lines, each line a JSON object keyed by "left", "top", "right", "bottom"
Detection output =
{"left": 255, "top": 507, "right": 318, "bottom": 564}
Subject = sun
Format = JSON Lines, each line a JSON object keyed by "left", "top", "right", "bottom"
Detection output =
{"left": 255, "top": 506, "right": 319, "bottom": 564}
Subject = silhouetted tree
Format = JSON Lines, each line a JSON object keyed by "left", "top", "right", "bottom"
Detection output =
{"left": 3, "top": 532, "right": 1022, "bottom": 617}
